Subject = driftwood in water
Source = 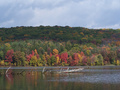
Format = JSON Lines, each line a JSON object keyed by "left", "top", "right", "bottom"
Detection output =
{"left": 42, "top": 67, "right": 50, "bottom": 74}
{"left": 4, "top": 66, "right": 25, "bottom": 75}
{"left": 42, "top": 67, "right": 45, "bottom": 73}
{"left": 41, "top": 67, "right": 84, "bottom": 74}
{"left": 61, "top": 68, "right": 84, "bottom": 73}
{"left": 6, "top": 66, "right": 11, "bottom": 74}
{"left": 42, "top": 67, "right": 53, "bottom": 74}
{"left": 57, "top": 67, "right": 84, "bottom": 73}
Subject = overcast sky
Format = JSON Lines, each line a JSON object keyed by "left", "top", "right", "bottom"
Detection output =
{"left": 0, "top": 0, "right": 120, "bottom": 29}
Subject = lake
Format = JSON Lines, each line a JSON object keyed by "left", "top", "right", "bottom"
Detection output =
{"left": 0, "top": 66, "right": 120, "bottom": 90}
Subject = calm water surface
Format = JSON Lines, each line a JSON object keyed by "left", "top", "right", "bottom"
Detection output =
{"left": 0, "top": 66, "right": 120, "bottom": 90}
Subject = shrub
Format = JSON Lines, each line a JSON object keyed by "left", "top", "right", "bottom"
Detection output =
{"left": 47, "top": 56, "right": 56, "bottom": 66}
{"left": 0, "top": 60, "right": 4, "bottom": 66}
{"left": 95, "top": 54, "right": 104, "bottom": 65}
{"left": 90, "top": 54, "right": 96, "bottom": 66}
{"left": 5, "top": 49, "right": 14, "bottom": 63}
{"left": 13, "top": 51, "right": 26, "bottom": 66}
{"left": 53, "top": 49, "right": 59, "bottom": 55}
{"left": 30, "top": 56, "right": 38, "bottom": 66}
{"left": 82, "top": 56, "right": 87, "bottom": 66}
{"left": 108, "top": 51, "right": 117, "bottom": 64}
{"left": 116, "top": 60, "right": 120, "bottom": 65}
{"left": 60, "top": 52, "right": 68, "bottom": 64}
{"left": 0, "top": 51, "right": 4, "bottom": 60}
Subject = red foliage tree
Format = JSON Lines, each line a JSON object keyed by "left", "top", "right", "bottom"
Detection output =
{"left": 90, "top": 54, "right": 95, "bottom": 64}
{"left": 68, "top": 56, "right": 73, "bottom": 65}
{"left": 70, "top": 61, "right": 77, "bottom": 66}
{"left": 34, "top": 49, "right": 39, "bottom": 59}
{"left": 60, "top": 52, "right": 68, "bottom": 64}
{"left": 104, "top": 57, "right": 110, "bottom": 64}
{"left": 5, "top": 49, "right": 14, "bottom": 62}
{"left": 31, "top": 50, "right": 35, "bottom": 56}
{"left": 80, "top": 51, "right": 84, "bottom": 57}
{"left": 73, "top": 53, "right": 79, "bottom": 64}
{"left": 26, "top": 50, "right": 35, "bottom": 62}
{"left": 50, "top": 52, "right": 52, "bottom": 58}
{"left": 69, "top": 53, "right": 80, "bottom": 66}
{"left": 82, "top": 56, "right": 87, "bottom": 65}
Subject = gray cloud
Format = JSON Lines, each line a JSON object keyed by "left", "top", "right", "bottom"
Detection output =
{"left": 0, "top": 0, "right": 120, "bottom": 29}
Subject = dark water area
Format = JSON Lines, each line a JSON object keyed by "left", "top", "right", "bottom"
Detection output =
{"left": 0, "top": 66, "right": 120, "bottom": 90}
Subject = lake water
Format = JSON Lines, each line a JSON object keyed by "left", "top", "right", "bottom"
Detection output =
{"left": 0, "top": 66, "right": 120, "bottom": 90}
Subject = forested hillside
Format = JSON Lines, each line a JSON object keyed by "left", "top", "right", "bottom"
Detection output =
{"left": 0, "top": 26, "right": 120, "bottom": 66}
{"left": 0, "top": 26, "right": 120, "bottom": 44}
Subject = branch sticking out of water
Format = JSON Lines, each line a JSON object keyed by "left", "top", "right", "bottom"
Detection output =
{"left": 20, "top": 70, "right": 25, "bottom": 74}
{"left": 42, "top": 67, "right": 45, "bottom": 73}
{"left": 6, "top": 66, "right": 11, "bottom": 74}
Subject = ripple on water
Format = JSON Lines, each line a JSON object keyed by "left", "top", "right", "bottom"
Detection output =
{"left": 48, "top": 71, "right": 120, "bottom": 84}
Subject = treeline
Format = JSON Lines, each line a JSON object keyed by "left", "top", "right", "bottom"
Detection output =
{"left": 0, "top": 26, "right": 120, "bottom": 44}
{"left": 0, "top": 40, "right": 120, "bottom": 66}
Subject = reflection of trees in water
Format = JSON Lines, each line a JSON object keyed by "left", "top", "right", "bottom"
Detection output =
{"left": 5, "top": 69, "right": 13, "bottom": 90}
{"left": 26, "top": 71, "right": 39, "bottom": 86}
{"left": 1, "top": 70, "right": 119, "bottom": 90}
{"left": 4, "top": 70, "right": 41, "bottom": 90}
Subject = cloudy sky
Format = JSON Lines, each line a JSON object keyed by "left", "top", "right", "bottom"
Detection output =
{"left": 0, "top": 0, "right": 120, "bottom": 29}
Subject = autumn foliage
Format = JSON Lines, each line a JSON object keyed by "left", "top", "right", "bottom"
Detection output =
{"left": 26, "top": 50, "right": 35, "bottom": 62}
{"left": 60, "top": 52, "right": 68, "bottom": 64}
{"left": 0, "top": 38, "right": 120, "bottom": 66}
{"left": 53, "top": 49, "right": 59, "bottom": 55}
{"left": 5, "top": 49, "right": 14, "bottom": 62}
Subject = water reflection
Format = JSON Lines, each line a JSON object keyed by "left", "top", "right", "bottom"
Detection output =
{"left": 0, "top": 67, "right": 120, "bottom": 90}
{"left": 48, "top": 72, "right": 120, "bottom": 84}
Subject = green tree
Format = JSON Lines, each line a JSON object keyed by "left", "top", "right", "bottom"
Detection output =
{"left": 95, "top": 54, "right": 104, "bottom": 65}
{"left": 30, "top": 56, "right": 38, "bottom": 66}
{"left": 13, "top": 51, "right": 26, "bottom": 66}
{"left": 47, "top": 56, "right": 56, "bottom": 66}
{"left": 0, "top": 51, "right": 4, "bottom": 60}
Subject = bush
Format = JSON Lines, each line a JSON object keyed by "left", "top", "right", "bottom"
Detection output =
{"left": 0, "top": 51, "right": 4, "bottom": 60}
{"left": 13, "top": 51, "right": 26, "bottom": 66}
{"left": 30, "top": 56, "right": 38, "bottom": 66}
{"left": 47, "top": 56, "right": 56, "bottom": 66}
{"left": 95, "top": 54, "right": 104, "bottom": 65}
{"left": 0, "top": 60, "right": 4, "bottom": 66}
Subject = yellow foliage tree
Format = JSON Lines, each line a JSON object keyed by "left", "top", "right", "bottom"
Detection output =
{"left": 77, "top": 53, "right": 82, "bottom": 63}
{"left": 116, "top": 60, "right": 119, "bottom": 65}
{"left": 53, "top": 49, "right": 59, "bottom": 55}
{"left": 86, "top": 50, "right": 91, "bottom": 56}
{"left": 56, "top": 55, "right": 60, "bottom": 64}
{"left": 5, "top": 43, "right": 11, "bottom": 47}
{"left": 30, "top": 56, "right": 38, "bottom": 66}
{"left": 80, "top": 32, "right": 84, "bottom": 35}
{"left": 83, "top": 45, "right": 87, "bottom": 50}
{"left": 42, "top": 52, "right": 50, "bottom": 65}
{"left": 35, "top": 49, "right": 38, "bottom": 55}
